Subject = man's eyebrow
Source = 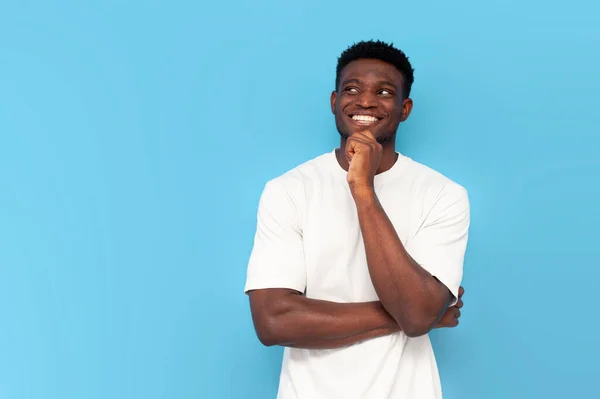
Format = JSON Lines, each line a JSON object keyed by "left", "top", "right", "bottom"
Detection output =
{"left": 340, "top": 78, "right": 361, "bottom": 86}
{"left": 378, "top": 80, "right": 398, "bottom": 88}
{"left": 340, "top": 78, "right": 398, "bottom": 89}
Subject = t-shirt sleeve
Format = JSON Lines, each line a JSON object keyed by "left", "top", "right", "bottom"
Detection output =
{"left": 405, "top": 184, "right": 470, "bottom": 305}
{"left": 244, "top": 179, "right": 307, "bottom": 294}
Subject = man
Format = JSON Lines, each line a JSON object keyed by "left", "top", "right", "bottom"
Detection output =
{"left": 244, "top": 40, "right": 470, "bottom": 399}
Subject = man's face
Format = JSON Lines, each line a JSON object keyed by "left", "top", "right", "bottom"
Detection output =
{"left": 330, "top": 58, "right": 413, "bottom": 144}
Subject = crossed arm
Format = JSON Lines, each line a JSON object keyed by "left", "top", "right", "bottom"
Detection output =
{"left": 350, "top": 187, "right": 466, "bottom": 337}
{"left": 247, "top": 287, "right": 464, "bottom": 349}
{"left": 246, "top": 180, "right": 469, "bottom": 349}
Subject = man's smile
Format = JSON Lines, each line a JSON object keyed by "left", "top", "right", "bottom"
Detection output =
{"left": 347, "top": 113, "right": 384, "bottom": 127}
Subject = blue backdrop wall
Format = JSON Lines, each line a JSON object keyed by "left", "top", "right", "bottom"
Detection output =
{"left": 1, "top": 0, "right": 598, "bottom": 398}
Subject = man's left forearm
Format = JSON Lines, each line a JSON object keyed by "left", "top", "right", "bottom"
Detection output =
{"left": 351, "top": 187, "right": 452, "bottom": 337}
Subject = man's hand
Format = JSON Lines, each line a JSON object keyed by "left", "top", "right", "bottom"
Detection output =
{"left": 345, "top": 131, "right": 382, "bottom": 191}
{"left": 435, "top": 286, "right": 465, "bottom": 328}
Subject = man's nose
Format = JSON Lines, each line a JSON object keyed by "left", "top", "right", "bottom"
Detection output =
{"left": 355, "top": 91, "right": 378, "bottom": 108}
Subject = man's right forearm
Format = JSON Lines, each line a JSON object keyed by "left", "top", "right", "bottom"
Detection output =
{"left": 248, "top": 289, "right": 399, "bottom": 347}
{"left": 287, "top": 325, "right": 400, "bottom": 349}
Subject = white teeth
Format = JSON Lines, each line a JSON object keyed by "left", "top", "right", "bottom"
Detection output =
{"left": 352, "top": 115, "right": 378, "bottom": 122}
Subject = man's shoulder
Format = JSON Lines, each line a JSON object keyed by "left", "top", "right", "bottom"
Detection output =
{"left": 400, "top": 155, "right": 469, "bottom": 203}
{"left": 264, "top": 150, "right": 334, "bottom": 191}
{"left": 257, "top": 150, "right": 335, "bottom": 209}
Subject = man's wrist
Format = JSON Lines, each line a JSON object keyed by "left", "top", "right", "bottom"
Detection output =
{"left": 349, "top": 183, "right": 377, "bottom": 204}
{"left": 373, "top": 301, "right": 400, "bottom": 329}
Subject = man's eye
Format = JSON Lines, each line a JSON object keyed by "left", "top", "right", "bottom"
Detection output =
{"left": 344, "top": 87, "right": 358, "bottom": 93}
{"left": 380, "top": 89, "right": 392, "bottom": 95}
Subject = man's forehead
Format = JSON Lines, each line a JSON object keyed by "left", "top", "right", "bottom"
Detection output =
{"left": 340, "top": 60, "right": 404, "bottom": 84}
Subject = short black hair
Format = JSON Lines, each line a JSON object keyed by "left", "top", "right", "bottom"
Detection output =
{"left": 335, "top": 40, "right": 415, "bottom": 98}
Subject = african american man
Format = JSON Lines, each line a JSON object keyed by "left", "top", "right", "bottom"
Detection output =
{"left": 244, "top": 40, "right": 470, "bottom": 399}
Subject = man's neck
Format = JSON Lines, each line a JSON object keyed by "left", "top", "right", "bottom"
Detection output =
{"left": 336, "top": 139, "right": 398, "bottom": 175}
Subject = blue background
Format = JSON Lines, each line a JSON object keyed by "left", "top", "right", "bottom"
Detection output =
{"left": 1, "top": 0, "right": 598, "bottom": 398}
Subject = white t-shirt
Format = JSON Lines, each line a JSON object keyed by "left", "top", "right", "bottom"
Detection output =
{"left": 245, "top": 149, "right": 470, "bottom": 399}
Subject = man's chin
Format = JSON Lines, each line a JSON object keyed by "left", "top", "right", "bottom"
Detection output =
{"left": 375, "top": 133, "right": 395, "bottom": 145}
{"left": 337, "top": 129, "right": 394, "bottom": 145}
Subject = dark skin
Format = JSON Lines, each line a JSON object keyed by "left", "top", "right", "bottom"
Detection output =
{"left": 248, "top": 287, "right": 463, "bottom": 348}
{"left": 247, "top": 58, "right": 464, "bottom": 348}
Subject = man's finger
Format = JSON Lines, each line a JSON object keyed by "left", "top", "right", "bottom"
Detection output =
{"left": 455, "top": 308, "right": 461, "bottom": 318}
{"left": 347, "top": 134, "right": 372, "bottom": 145}
{"left": 359, "top": 130, "right": 376, "bottom": 141}
{"left": 458, "top": 286, "right": 465, "bottom": 297}
{"left": 347, "top": 134, "right": 372, "bottom": 146}
{"left": 346, "top": 136, "right": 368, "bottom": 150}
{"left": 456, "top": 298, "right": 463, "bottom": 309}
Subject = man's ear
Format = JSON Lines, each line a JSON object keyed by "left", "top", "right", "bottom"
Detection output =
{"left": 330, "top": 91, "right": 337, "bottom": 114}
{"left": 400, "top": 98, "right": 413, "bottom": 122}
